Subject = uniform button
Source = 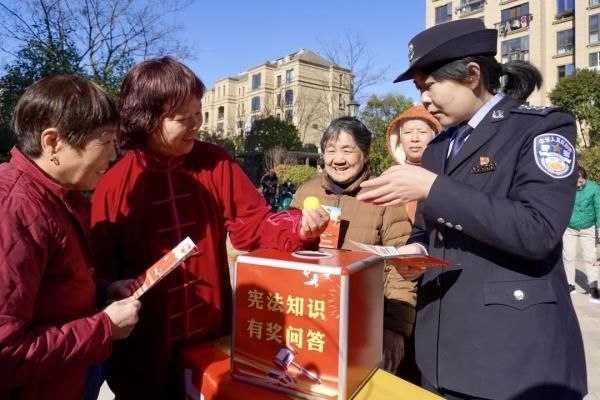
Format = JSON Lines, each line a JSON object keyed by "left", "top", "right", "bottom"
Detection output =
{"left": 437, "top": 217, "right": 445, "bottom": 224}
{"left": 513, "top": 289, "right": 525, "bottom": 301}
{"left": 455, "top": 224, "right": 463, "bottom": 231}
{"left": 445, "top": 221, "right": 454, "bottom": 228}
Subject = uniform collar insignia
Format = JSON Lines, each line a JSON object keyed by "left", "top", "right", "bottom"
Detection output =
{"left": 492, "top": 110, "right": 504, "bottom": 119}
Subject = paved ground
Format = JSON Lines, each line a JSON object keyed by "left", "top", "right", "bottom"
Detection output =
{"left": 98, "top": 254, "right": 600, "bottom": 399}
{"left": 575, "top": 269, "right": 600, "bottom": 400}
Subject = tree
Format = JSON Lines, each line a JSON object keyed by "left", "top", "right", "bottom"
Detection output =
{"left": 548, "top": 69, "right": 600, "bottom": 147}
{"left": 359, "top": 94, "right": 414, "bottom": 175}
{"left": 360, "top": 94, "right": 414, "bottom": 136}
{"left": 577, "top": 146, "right": 600, "bottom": 183}
{"left": 0, "top": 0, "right": 193, "bottom": 153}
{"left": 244, "top": 116, "right": 302, "bottom": 153}
{"left": 0, "top": 37, "right": 83, "bottom": 153}
{"left": 197, "top": 131, "right": 238, "bottom": 156}
{"left": 0, "top": 0, "right": 192, "bottom": 93}
{"left": 319, "top": 32, "right": 387, "bottom": 101}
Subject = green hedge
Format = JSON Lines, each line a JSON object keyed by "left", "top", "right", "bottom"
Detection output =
{"left": 274, "top": 164, "right": 318, "bottom": 187}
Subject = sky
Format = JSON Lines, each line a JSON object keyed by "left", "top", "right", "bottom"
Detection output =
{"left": 169, "top": 0, "right": 426, "bottom": 103}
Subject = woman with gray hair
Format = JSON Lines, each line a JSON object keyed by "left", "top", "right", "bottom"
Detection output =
{"left": 292, "top": 116, "right": 416, "bottom": 373}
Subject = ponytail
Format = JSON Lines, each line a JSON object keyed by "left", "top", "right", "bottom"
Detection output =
{"left": 500, "top": 61, "right": 542, "bottom": 103}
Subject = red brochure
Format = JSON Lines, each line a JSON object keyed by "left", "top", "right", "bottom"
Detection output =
{"left": 129, "top": 237, "right": 196, "bottom": 299}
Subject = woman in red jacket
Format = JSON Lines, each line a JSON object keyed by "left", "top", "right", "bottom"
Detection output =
{"left": 90, "top": 56, "right": 329, "bottom": 399}
{"left": 0, "top": 75, "right": 140, "bottom": 400}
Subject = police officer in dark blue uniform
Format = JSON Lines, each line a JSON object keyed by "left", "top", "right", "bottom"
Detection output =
{"left": 358, "top": 19, "right": 587, "bottom": 400}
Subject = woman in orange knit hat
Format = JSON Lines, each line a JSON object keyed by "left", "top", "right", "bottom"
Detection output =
{"left": 386, "top": 105, "right": 441, "bottom": 222}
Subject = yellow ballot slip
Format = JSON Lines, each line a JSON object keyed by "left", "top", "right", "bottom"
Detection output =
{"left": 352, "top": 369, "right": 443, "bottom": 400}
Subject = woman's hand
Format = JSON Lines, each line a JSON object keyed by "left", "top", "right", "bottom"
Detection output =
{"left": 299, "top": 207, "right": 330, "bottom": 241}
{"left": 103, "top": 296, "right": 141, "bottom": 340}
{"left": 357, "top": 165, "right": 438, "bottom": 207}
{"left": 382, "top": 329, "right": 405, "bottom": 373}
{"left": 389, "top": 243, "right": 428, "bottom": 281}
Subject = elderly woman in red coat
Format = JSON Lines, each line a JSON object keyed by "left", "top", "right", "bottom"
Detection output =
{"left": 0, "top": 75, "right": 140, "bottom": 400}
{"left": 90, "top": 57, "right": 329, "bottom": 399}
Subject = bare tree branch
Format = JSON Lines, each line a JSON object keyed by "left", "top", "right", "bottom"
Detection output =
{"left": 0, "top": 0, "right": 193, "bottom": 85}
{"left": 318, "top": 31, "right": 388, "bottom": 101}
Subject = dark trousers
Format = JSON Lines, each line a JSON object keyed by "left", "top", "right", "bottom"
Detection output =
{"left": 396, "top": 330, "right": 420, "bottom": 385}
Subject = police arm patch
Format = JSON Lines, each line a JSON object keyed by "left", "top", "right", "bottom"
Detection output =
{"left": 533, "top": 133, "right": 575, "bottom": 179}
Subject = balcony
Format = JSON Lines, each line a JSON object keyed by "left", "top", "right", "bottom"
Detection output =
{"left": 501, "top": 50, "right": 529, "bottom": 63}
{"left": 555, "top": 9, "right": 574, "bottom": 20}
{"left": 455, "top": 0, "right": 485, "bottom": 16}
{"left": 495, "top": 14, "right": 533, "bottom": 36}
{"left": 557, "top": 45, "right": 574, "bottom": 56}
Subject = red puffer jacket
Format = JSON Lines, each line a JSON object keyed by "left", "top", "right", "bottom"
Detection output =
{"left": 0, "top": 148, "right": 113, "bottom": 400}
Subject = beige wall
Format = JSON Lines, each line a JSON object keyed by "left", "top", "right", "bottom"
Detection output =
{"left": 426, "top": 0, "right": 598, "bottom": 106}
{"left": 200, "top": 49, "right": 352, "bottom": 146}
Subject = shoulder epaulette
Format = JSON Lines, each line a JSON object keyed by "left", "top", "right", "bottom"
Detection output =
{"left": 510, "top": 104, "right": 560, "bottom": 116}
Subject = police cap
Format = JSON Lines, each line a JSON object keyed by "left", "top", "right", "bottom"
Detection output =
{"left": 393, "top": 19, "right": 498, "bottom": 83}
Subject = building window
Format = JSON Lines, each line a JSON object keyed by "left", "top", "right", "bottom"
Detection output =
{"left": 276, "top": 94, "right": 282, "bottom": 107}
{"left": 276, "top": 75, "right": 282, "bottom": 87}
{"left": 250, "top": 115, "right": 257, "bottom": 126}
{"left": 557, "top": 29, "right": 574, "bottom": 55}
{"left": 252, "top": 73, "right": 261, "bottom": 90}
{"left": 217, "top": 106, "right": 224, "bottom": 120}
{"left": 339, "top": 74, "right": 343, "bottom": 86}
{"left": 501, "top": 3, "right": 529, "bottom": 23}
{"left": 591, "top": 14, "right": 600, "bottom": 44}
{"left": 456, "top": 0, "right": 485, "bottom": 16}
{"left": 501, "top": 36, "right": 529, "bottom": 63}
{"left": 284, "top": 90, "right": 294, "bottom": 106}
{"left": 251, "top": 96, "right": 260, "bottom": 112}
{"left": 558, "top": 64, "right": 575, "bottom": 80}
{"left": 204, "top": 112, "right": 209, "bottom": 125}
{"left": 435, "top": 3, "right": 452, "bottom": 25}
{"left": 285, "top": 110, "right": 293, "bottom": 123}
{"left": 591, "top": 0, "right": 600, "bottom": 7}
{"left": 216, "top": 122, "right": 224, "bottom": 135}
{"left": 498, "top": 2, "right": 531, "bottom": 36}
{"left": 338, "top": 94, "right": 345, "bottom": 110}
{"left": 285, "top": 69, "right": 293, "bottom": 83}
{"left": 590, "top": 51, "right": 600, "bottom": 69}
{"left": 557, "top": 0, "right": 575, "bottom": 18}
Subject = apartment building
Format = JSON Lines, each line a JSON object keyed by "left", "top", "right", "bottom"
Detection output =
{"left": 426, "top": 0, "right": 600, "bottom": 105}
{"left": 201, "top": 49, "right": 353, "bottom": 145}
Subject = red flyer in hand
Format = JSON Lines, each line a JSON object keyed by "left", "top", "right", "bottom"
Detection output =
{"left": 349, "top": 240, "right": 449, "bottom": 269}
{"left": 129, "top": 237, "right": 196, "bottom": 299}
